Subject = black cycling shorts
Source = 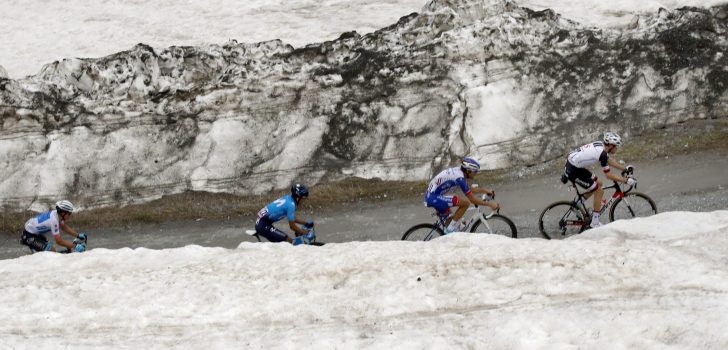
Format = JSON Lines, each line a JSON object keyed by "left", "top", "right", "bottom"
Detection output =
{"left": 564, "top": 162, "right": 598, "bottom": 191}
{"left": 20, "top": 230, "right": 50, "bottom": 252}
{"left": 255, "top": 216, "right": 289, "bottom": 243}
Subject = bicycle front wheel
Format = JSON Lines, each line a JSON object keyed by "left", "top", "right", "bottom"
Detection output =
{"left": 401, "top": 223, "right": 444, "bottom": 241}
{"left": 470, "top": 215, "right": 517, "bottom": 238}
{"left": 538, "top": 201, "right": 588, "bottom": 240}
{"left": 609, "top": 192, "right": 657, "bottom": 222}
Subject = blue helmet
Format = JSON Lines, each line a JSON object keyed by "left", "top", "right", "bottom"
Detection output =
{"left": 461, "top": 157, "right": 480, "bottom": 173}
{"left": 291, "top": 183, "right": 309, "bottom": 198}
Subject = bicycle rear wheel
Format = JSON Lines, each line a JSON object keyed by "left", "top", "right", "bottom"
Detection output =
{"left": 609, "top": 192, "right": 657, "bottom": 222}
{"left": 401, "top": 223, "right": 444, "bottom": 241}
{"left": 470, "top": 215, "right": 517, "bottom": 238}
{"left": 538, "top": 201, "right": 588, "bottom": 240}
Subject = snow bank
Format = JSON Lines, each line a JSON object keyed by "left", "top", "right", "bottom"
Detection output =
{"left": 1, "top": 210, "right": 726, "bottom": 349}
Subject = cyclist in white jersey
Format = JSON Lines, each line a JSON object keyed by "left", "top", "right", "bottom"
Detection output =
{"left": 425, "top": 157, "right": 499, "bottom": 233}
{"left": 20, "top": 200, "right": 87, "bottom": 253}
{"left": 563, "top": 132, "right": 636, "bottom": 227}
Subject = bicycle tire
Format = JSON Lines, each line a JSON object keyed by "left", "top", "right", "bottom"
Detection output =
{"left": 538, "top": 201, "right": 588, "bottom": 240}
{"left": 609, "top": 192, "right": 657, "bottom": 222}
{"left": 470, "top": 215, "right": 517, "bottom": 238}
{"left": 401, "top": 223, "right": 444, "bottom": 241}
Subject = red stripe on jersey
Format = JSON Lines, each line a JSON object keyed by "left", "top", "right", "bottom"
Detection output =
{"left": 464, "top": 191, "right": 472, "bottom": 197}
{"left": 603, "top": 166, "right": 610, "bottom": 173}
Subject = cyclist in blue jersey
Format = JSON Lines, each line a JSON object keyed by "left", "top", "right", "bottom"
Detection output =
{"left": 425, "top": 157, "right": 500, "bottom": 233}
{"left": 20, "top": 200, "right": 87, "bottom": 253}
{"left": 255, "top": 183, "right": 316, "bottom": 245}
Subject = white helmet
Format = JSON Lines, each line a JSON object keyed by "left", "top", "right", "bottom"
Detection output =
{"left": 55, "top": 200, "right": 75, "bottom": 213}
{"left": 603, "top": 132, "right": 622, "bottom": 146}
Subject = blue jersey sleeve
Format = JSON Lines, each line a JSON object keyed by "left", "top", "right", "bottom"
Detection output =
{"left": 285, "top": 200, "right": 296, "bottom": 222}
{"left": 456, "top": 177, "right": 472, "bottom": 196}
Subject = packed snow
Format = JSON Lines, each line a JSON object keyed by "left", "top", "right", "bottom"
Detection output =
{"left": 1, "top": 211, "right": 727, "bottom": 349}
{"left": 2, "top": 1, "right": 727, "bottom": 348}
{"left": 1, "top": 0, "right": 725, "bottom": 78}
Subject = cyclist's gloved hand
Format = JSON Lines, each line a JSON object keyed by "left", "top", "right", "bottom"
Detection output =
{"left": 78, "top": 233, "right": 87, "bottom": 243}
{"left": 626, "top": 165, "right": 634, "bottom": 174}
{"left": 303, "top": 231, "right": 316, "bottom": 244}
{"left": 74, "top": 243, "right": 86, "bottom": 253}
{"left": 303, "top": 220, "right": 314, "bottom": 229}
{"left": 626, "top": 177, "right": 637, "bottom": 186}
{"left": 491, "top": 190, "right": 495, "bottom": 199}
{"left": 292, "top": 231, "right": 316, "bottom": 245}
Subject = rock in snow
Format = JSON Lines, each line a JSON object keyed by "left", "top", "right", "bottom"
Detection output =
{"left": 1, "top": 0, "right": 727, "bottom": 210}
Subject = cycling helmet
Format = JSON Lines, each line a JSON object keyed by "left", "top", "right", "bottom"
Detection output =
{"left": 461, "top": 157, "right": 481, "bottom": 173}
{"left": 603, "top": 132, "right": 622, "bottom": 146}
{"left": 291, "top": 183, "right": 309, "bottom": 198}
{"left": 55, "top": 200, "right": 75, "bottom": 214}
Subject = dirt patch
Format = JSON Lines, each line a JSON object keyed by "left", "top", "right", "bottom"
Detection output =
{"left": 2, "top": 117, "right": 726, "bottom": 235}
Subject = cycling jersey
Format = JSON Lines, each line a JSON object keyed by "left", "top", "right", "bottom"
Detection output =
{"left": 567, "top": 141, "right": 611, "bottom": 173}
{"left": 424, "top": 167, "right": 472, "bottom": 215}
{"left": 24, "top": 210, "right": 62, "bottom": 236}
{"left": 425, "top": 167, "right": 472, "bottom": 198}
{"left": 257, "top": 195, "right": 297, "bottom": 223}
{"left": 255, "top": 195, "right": 299, "bottom": 242}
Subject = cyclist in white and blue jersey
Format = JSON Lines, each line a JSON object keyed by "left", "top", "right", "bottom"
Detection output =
{"left": 255, "top": 183, "right": 316, "bottom": 245}
{"left": 20, "top": 200, "right": 87, "bottom": 253}
{"left": 425, "top": 157, "right": 500, "bottom": 233}
{"left": 563, "top": 132, "right": 636, "bottom": 227}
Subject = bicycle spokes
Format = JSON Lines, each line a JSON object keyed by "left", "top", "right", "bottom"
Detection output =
{"left": 609, "top": 192, "right": 658, "bottom": 221}
{"left": 539, "top": 201, "right": 587, "bottom": 239}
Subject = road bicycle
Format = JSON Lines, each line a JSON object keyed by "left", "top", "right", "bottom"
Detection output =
{"left": 401, "top": 195, "right": 517, "bottom": 241}
{"left": 538, "top": 169, "right": 657, "bottom": 239}
{"left": 245, "top": 228, "right": 325, "bottom": 246}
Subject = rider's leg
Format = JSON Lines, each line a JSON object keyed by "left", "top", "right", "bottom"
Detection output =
{"left": 446, "top": 197, "right": 471, "bottom": 232}
{"left": 573, "top": 169, "right": 603, "bottom": 227}
{"left": 450, "top": 196, "right": 470, "bottom": 222}
{"left": 255, "top": 217, "right": 291, "bottom": 243}
{"left": 20, "top": 231, "right": 50, "bottom": 253}
{"left": 570, "top": 166, "right": 595, "bottom": 203}
{"left": 427, "top": 195, "right": 457, "bottom": 226}
{"left": 592, "top": 178, "right": 604, "bottom": 213}
{"left": 589, "top": 177, "right": 603, "bottom": 227}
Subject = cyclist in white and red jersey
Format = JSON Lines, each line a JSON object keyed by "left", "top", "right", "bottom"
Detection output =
{"left": 20, "top": 200, "right": 87, "bottom": 253}
{"left": 563, "top": 132, "right": 636, "bottom": 228}
{"left": 425, "top": 157, "right": 499, "bottom": 233}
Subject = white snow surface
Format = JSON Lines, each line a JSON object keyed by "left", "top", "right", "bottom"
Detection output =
{"left": 1, "top": 210, "right": 727, "bottom": 349}
{"left": 1, "top": 0, "right": 725, "bottom": 79}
